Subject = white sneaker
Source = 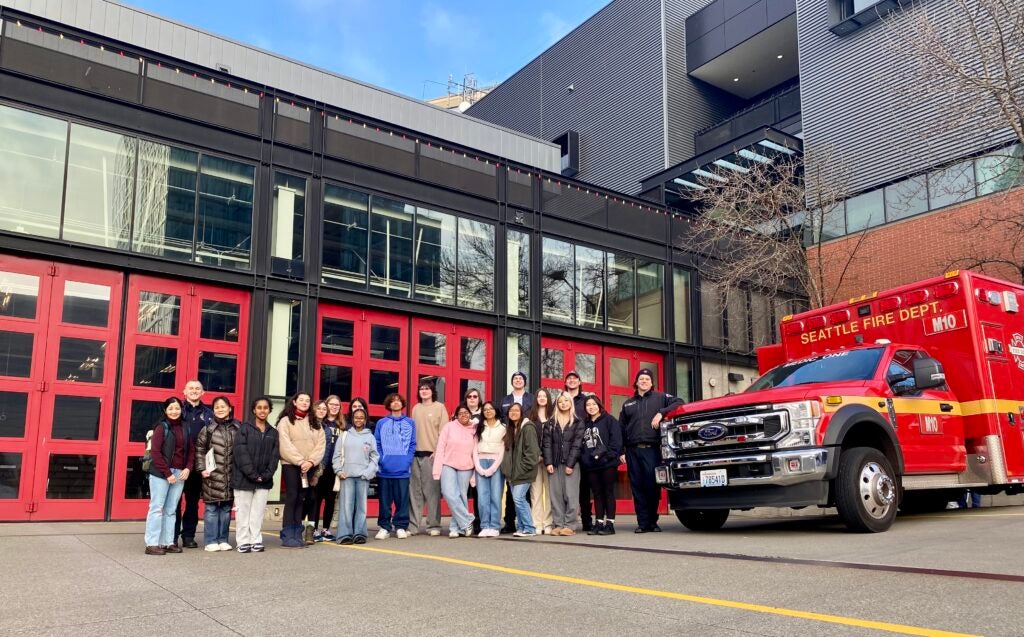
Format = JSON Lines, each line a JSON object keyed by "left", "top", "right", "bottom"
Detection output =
{"left": 542, "top": 526, "right": 553, "bottom": 535}
{"left": 218, "top": 542, "right": 232, "bottom": 551}
{"left": 375, "top": 529, "right": 391, "bottom": 540}
{"left": 463, "top": 527, "right": 474, "bottom": 537}
{"left": 396, "top": 529, "right": 409, "bottom": 539}
{"left": 427, "top": 529, "right": 441, "bottom": 537}
{"left": 449, "top": 530, "right": 460, "bottom": 538}
{"left": 204, "top": 544, "right": 220, "bottom": 552}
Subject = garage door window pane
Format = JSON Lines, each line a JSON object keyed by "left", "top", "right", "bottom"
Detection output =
{"left": 51, "top": 396, "right": 101, "bottom": 440}
{"left": 46, "top": 454, "right": 97, "bottom": 499}
{"left": 62, "top": 281, "right": 110, "bottom": 327}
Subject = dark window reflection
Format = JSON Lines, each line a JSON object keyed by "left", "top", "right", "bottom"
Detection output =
{"left": 0, "top": 331, "right": 33, "bottom": 378}
{"left": 198, "top": 351, "right": 237, "bottom": 393}
{"left": 123, "top": 455, "right": 149, "bottom": 499}
{"left": 0, "top": 272, "right": 39, "bottom": 319}
{"left": 51, "top": 396, "right": 101, "bottom": 440}
{"left": 456, "top": 218, "right": 495, "bottom": 311}
{"left": 133, "top": 141, "right": 198, "bottom": 262}
{"left": 321, "top": 318, "right": 354, "bottom": 355}
{"left": 130, "top": 400, "right": 165, "bottom": 443}
{"left": 322, "top": 184, "right": 369, "bottom": 287}
{"left": 418, "top": 332, "right": 446, "bottom": 366}
{"left": 196, "top": 155, "right": 254, "bottom": 270}
{"left": 370, "top": 325, "right": 400, "bottom": 361}
{"left": 541, "top": 348, "right": 564, "bottom": 380}
{"left": 369, "top": 370, "right": 400, "bottom": 405}
{"left": 369, "top": 196, "right": 413, "bottom": 297}
{"left": 56, "top": 337, "right": 106, "bottom": 383}
{"left": 319, "top": 365, "right": 352, "bottom": 402}
{"left": 200, "top": 300, "right": 240, "bottom": 341}
{"left": 137, "top": 292, "right": 181, "bottom": 335}
{"left": 133, "top": 345, "right": 177, "bottom": 388}
{"left": 45, "top": 454, "right": 96, "bottom": 499}
{"left": 460, "top": 337, "right": 486, "bottom": 371}
{"left": 0, "top": 452, "right": 21, "bottom": 499}
{"left": 62, "top": 281, "right": 110, "bottom": 327}
{"left": 0, "top": 391, "right": 28, "bottom": 438}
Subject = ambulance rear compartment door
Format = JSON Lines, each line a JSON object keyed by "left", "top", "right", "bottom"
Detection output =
{"left": 981, "top": 323, "right": 1024, "bottom": 479}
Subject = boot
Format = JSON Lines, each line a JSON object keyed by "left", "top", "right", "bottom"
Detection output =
{"left": 587, "top": 521, "right": 602, "bottom": 535}
{"left": 303, "top": 524, "right": 315, "bottom": 545}
{"left": 598, "top": 520, "right": 615, "bottom": 535}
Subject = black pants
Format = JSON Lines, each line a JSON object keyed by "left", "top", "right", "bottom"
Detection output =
{"left": 579, "top": 465, "right": 594, "bottom": 527}
{"left": 469, "top": 485, "right": 481, "bottom": 533}
{"left": 312, "top": 471, "right": 336, "bottom": 529}
{"left": 174, "top": 470, "right": 202, "bottom": 542}
{"left": 626, "top": 446, "right": 662, "bottom": 529}
{"left": 587, "top": 466, "right": 618, "bottom": 521}
{"left": 282, "top": 465, "right": 313, "bottom": 528}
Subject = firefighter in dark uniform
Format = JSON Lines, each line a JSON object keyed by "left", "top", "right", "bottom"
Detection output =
{"left": 174, "top": 380, "right": 213, "bottom": 548}
{"left": 618, "top": 368, "right": 683, "bottom": 533}
{"left": 562, "top": 370, "right": 595, "bottom": 531}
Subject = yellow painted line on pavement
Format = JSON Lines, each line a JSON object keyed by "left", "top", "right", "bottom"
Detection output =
{"left": 328, "top": 543, "right": 978, "bottom": 637}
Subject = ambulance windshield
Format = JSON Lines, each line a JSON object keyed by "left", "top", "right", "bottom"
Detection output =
{"left": 748, "top": 347, "right": 884, "bottom": 391}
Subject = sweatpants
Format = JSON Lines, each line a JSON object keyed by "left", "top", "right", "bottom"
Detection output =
{"left": 409, "top": 455, "right": 441, "bottom": 533}
{"left": 234, "top": 488, "right": 270, "bottom": 546}
{"left": 548, "top": 464, "right": 581, "bottom": 530}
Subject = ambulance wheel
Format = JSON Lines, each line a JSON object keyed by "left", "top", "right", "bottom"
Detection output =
{"left": 676, "top": 508, "right": 730, "bottom": 532}
{"left": 835, "top": 447, "right": 898, "bottom": 533}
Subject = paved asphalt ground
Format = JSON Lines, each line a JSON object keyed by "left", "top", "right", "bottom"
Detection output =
{"left": 2, "top": 506, "right": 1022, "bottom": 637}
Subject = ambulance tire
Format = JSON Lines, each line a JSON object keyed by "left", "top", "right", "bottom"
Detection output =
{"left": 676, "top": 508, "right": 730, "bottom": 532}
{"left": 835, "top": 447, "right": 898, "bottom": 533}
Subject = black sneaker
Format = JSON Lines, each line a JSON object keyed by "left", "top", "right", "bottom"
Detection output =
{"left": 634, "top": 527, "right": 649, "bottom": 534}
{"left": 650, "top": 524, "right": 662, "bottom": 532}
{"left": 236, "top": 544, "right": 252, "bottom": 553}
{"left": 183, "top": 538, "right": 199, "bottom": 549}
{"left": 587, "top": 522, "right": 602, "bottom": 536}
{"left": 499, "top": 526, "right": 515, "bottom": 535}
{"left": 598, "top": 522, "right": 614, "bottom": 535}
{"left": 353, "top": 535, "right": 367, "bottom": 544}
{"left": 251, "top": 543, "right": 265, "bottom": 552}
{"left": 338, "top": 536, "right": 354, "bottom": 545}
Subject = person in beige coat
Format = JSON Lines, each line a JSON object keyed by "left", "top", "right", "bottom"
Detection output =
{"left": 277, "top": 392, "right": 326, "bottom": 548}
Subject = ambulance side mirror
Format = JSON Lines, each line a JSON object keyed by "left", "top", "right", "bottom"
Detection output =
{"left": 913, "top": 357, "right": 946, "bottom": 390}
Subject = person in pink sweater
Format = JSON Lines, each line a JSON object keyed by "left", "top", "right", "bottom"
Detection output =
{"left": 433, "top": 403, "right": 478, "bottom": 537}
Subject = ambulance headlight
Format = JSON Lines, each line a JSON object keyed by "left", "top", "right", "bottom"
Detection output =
{"left": 773, "top": 400, "right": 822, "bottom": 448}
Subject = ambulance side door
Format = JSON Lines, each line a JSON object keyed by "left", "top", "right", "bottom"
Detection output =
{"left": 888, "top": 349, "right": 965, "bottom": 473}
{"left": 982, "top": 323, "right": 1024, "bottom": 478}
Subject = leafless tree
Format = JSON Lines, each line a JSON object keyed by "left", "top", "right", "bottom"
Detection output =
{"left": 882, "top": 0, "right": 1024, "bottom": 279}
{"left": 676, "top": 149, "right": 866, "bottom": 310}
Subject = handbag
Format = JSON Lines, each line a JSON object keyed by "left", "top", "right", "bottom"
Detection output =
{"left": 333, "top": 431, "right": 348, "bottom": 491}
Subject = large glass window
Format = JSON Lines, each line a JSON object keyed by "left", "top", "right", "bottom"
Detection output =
{"left": 845, "top": 189, "right": 884, "bottom": 233}
{"left": 272, "top": 172, "right": 306, "bottom": 262}
{"left": 701, "top": 282, "right": 725, "bottom": 349}
{"left": 675, "top": 358, "right": 693, "bottom": 403}
{"left": 266, "top": 298, "right": 301, "bottom": 398}
{"left": 414, "top": 207, "right": 457, "bottom": 305}
{"left": 726, "top": 287, "right": 749, "bottom": 353}
{"left": 369, "top": 196, "right": 414, "bottom": 297}
{"left": 133, "top": 141, "right": 198, "bottom": 262}
{"left": 506, "top": 331, "right": 532, "bottom": 393}
{"left": 195, "top": 155, "right": 254, "bottom": 269}
{"left": 750, "top": 291, "right": 773, "bottom": 349}
{"left": 575, "top": 246, "right": 605, "bottom": 328}
{"left": 673, "top": 268, "right": 692, "bottom": 344}
{"left": 62, "top": 124, "right": 136, "bottom": 249}
{"left": 976, "top": 145, "right": 1024, "bottom": 196}
{"left": 607, "top": 253, "right": 635, "bottom": 334}
{"left": 636, "top": 260, "right": 664, "bottom": 339}
{"left": 507, "top": 229, "right": 530, "bottom": 317}
{"left": 322, "top": 185, "right": 369, "bottom": 287}
{"left": 0, "top": 104, "right": 67, "bottom": 238}
{"left": 884, "top": 175, "right": 928, "bottom": 222}
{"left": 542, "top": 238, "right": 574, "bottom": 323}
{"left": 457, "top": 218, "right": 495, "bottom": 311}
{"left": 928, "top": 161, "right": 975, "bottom": 209}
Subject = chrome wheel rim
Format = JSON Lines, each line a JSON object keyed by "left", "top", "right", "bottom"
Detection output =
{"left": 859, "top": 461, "right": 895, "bottom": 520}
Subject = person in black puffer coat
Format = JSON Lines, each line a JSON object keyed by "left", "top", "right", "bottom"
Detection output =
{"left": 196, "top": 396, "right": 240, "bottom": 552}
{"left": 232, "top": 396, "right": 279, "bottom": 553}
{"left": 580, "top": 395, "right": 624, "bottom": 535}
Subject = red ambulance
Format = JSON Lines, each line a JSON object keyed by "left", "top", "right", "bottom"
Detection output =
{"left": 656, "top": 271, "right": 1024, "bottom": 532}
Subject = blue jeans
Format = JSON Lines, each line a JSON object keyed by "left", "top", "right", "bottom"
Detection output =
{"left": 337, "top": 477, "right": 369, "bottom": 539}
{"left": 203, "top": 500, "right": 232, "bottom": 545}
{"left": 475, "top": 459, "right": 504, "bottom": 531}
{"left": 146, "top": 471, "right": 185, "bottom": 546}
{"left": 440, "top": 466, "right": 475, "bottom": 533}
{"left": 378, "top": 477, "right": 410, "bottom": 531}
{"left": 511, "top": 482, "right": 535, "bottom": 533}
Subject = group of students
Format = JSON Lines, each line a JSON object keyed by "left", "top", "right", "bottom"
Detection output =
{"left": 142, "top": 367, "right": 683, "bottom": 554}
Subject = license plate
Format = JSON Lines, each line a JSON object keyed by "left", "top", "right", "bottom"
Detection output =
{"left": 700, "top": 469, "right": 728, "bottom": 487}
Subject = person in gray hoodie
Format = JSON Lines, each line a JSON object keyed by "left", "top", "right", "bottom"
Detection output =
{"left": 333, "top": 408, "right": 379, "bottom": 544}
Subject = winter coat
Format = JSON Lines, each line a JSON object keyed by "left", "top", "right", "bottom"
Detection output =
{"left": 542, "top": 416, "right": 584, "bottom": 468}
{"left": 619, "top": 390, "right": 684, "bottom": 446}
{"left": 182, "top": 401, "right": 214, "bottom": 445}
{"left": 580, "top": 412, "right": 624, "bottom": 471}
{"left": 499, "top": 392, "right": 535, "bottom": 418}
{"left": 195, "top": 418, "right": 240, "bottom": 502}
{"left": 501, "top": 420, "right": 540, "bottom": 485}
{"left": 148, "top": 418, "right": 194, "bottom": 479}
{"left": 232, "top": 421, "right": 279, "bottom": 491}
{"left": 278, "top": 416, "right": 326, "bottom": 467}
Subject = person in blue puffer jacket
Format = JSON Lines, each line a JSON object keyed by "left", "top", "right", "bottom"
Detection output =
{"left": 374, "top": 393, "right": 416, "bottom": 540}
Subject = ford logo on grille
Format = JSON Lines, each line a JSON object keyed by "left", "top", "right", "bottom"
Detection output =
{"left": 697, "top": 423, "right": 729, "bottom": 441}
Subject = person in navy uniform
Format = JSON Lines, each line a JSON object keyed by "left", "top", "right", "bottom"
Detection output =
{"left": 174, "top": 380, "right": 213, "bottom": 548}
{"left": 618, "top": 369, "right": 683, "bottom": 533}
{"left": 500, "top": 371, "right": 534, "bottom": 418}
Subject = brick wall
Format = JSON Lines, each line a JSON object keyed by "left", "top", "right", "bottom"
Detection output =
{"left": 807, "top": 188, "right": 1024, "bottom": 303}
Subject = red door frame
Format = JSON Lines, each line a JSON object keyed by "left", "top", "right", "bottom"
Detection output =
{"left": 411, "top": 318, "right": 492, "bottom": 411}
{"left": 0, "top": 256, "right": 122, "bottom": 521}
{"left": 111, "top": 276, "right": 249, "bottom": 520}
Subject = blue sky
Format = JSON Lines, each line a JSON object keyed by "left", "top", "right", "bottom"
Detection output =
{"left": 126, "top": 0, "right": 608, "bottom": 99}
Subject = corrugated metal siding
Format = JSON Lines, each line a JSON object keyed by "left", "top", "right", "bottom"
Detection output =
{"left": 663, "top": 0, "right": 744, "bottom": 166}
{"left": 468, "top": 0, "right": 666, "bottom": 194}
{"left": 1, "top": 0, "right": 560, "bottom": 172}
{"left": 797, "top": 0, "right": 1017, "bottom": 197}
